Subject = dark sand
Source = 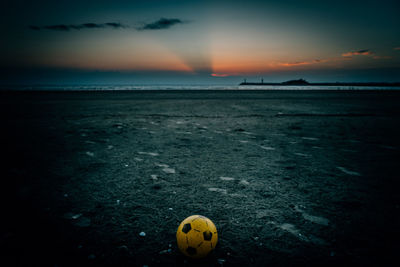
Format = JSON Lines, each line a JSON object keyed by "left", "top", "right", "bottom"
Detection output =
{"left": 1, "top": 90, "right": 400, "bottom": 266}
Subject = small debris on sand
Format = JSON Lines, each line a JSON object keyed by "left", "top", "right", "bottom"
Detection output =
{"left": 162, "top": 168, "right": 175, "bottom": 174}
{"left": 239, "top": 179, "right": 250, "bottom": 186}
{"left": 208, "top": 188, "right": 228, "bottom": 194}
{"left": 220, "top": 176, "right": 235, "bottom": 181}
{"left": 86, "top": 151, "right": 94, "bottom": 157}
{"left": 260, "top": 146, "right": 275, "bottom": 150}
{"left": 156, "top": 163, "right": 169, "bottom": 168}
{"left": 294, "top": 152, "right": 310, "bottom": 157}
{"left": 302, "top": 137, "right": 319, "bottom": 141}
{"left": 138, "top": 151, "right": 159, "bottom": 156}
{"left": 139, "top": 232, "right": 146, "bottom": 237}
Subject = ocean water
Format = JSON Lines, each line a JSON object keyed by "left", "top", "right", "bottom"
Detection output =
{"left": 2, "top": 84, "right": 400, "bottom": 91}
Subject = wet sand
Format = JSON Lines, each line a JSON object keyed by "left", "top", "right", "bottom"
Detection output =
{"left": 1, "top": 90, "right": 400, "bottom": 266}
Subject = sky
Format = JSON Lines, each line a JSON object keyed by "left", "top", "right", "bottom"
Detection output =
{"left": 1, "top": 0, "right": 400, "bottom": 84}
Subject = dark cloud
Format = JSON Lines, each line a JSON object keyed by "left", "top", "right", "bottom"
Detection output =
{"left": 44, "top": 24, "right": 71, "bottom": 31}
{"left": 137, "top": 18, "right": 185, "bottom": 30}
{"left": 29, "top": 22, "right": 127, "bottom": 31}
{"left": 29, "top": 25, "right": 41, "bottom": 30}
{"left": 30, "top": 19, "right": 186, "bottom": 32}
{"left": 342, "top": 49, "right": 374, "bottom": 57}
{"left": 105, "top": 22, "right": 126, "bottom": 29}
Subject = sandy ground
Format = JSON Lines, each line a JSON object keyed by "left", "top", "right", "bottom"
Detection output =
{"left": 1, "top": 90, "right": 400, "bottom": 266}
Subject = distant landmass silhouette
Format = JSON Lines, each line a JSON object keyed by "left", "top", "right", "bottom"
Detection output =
{"left": 240, "top": 79, "right": 400, "bottom": 87}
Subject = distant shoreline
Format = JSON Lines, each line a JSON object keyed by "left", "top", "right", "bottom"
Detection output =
{"left": 240, "top": 82, "right": 400, "bottom": 87}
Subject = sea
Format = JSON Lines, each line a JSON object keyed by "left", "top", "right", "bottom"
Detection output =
{"left": 1, "top": 84, "right": 400, "bottom": 91}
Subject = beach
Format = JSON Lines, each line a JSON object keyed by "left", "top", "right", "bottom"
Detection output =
{"left": 1, "top": 90, "right": 400, "bottom": 266}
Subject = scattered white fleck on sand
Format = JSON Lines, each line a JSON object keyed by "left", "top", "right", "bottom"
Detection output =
{"left": 151, "top": 174, "right": 158, "bottom": 180}
{"left": 220, "top": 176, "right": 235, "bottom": 181}
{"left": 239, "top": 140, "right": 249, "bottom": 143}
{"left": 175, "top": 131, "right": 192, "bottom": 135}
{"left": 214, "top": 130, "right": 223, "bottom": 134}
{"left": 208, "top": 188, "right": 227, "bottom": 194}
{"left": 85, "top": 151, "right": 94, "bottom": 157}
{"left": 302, "top": 213, "right": 330, "bottom": 226}
{"left": 256, "top": 210, "right": 269, "bottom": 219}
{"left": 107, "top": 145, "right": 114, "bottom": 150}
{"left": 294, "top": 205, "right": 330, "bottom": 226}
{"left": 162, "top": 168, "right": 175, "bottom": 174}
{"left": 148, "top": 131, "right": 156, "bottom": 134}
{"left": 260, "top": 146, "right": 275, "bottom": 150}
{"left": 294, "top": 152, "right": 310, "bottom": 157}
{"left": 312, "top": 146, "right": 322, "bottom": 149}
{"left": 124, "top": 164, "right": 129, "bottom": 167}
{"left": 271, "top": 133, "right": 286, "bottom": 136}
{"left": 280, "top": 223, "right": 300, "bottom": 235}
{"left": 242, "top": 131, "right": 255, "bottom": 135}
{"left": 229, "top": 193, "right": 245, "bottom": 198}
{"left": 85, "top": 140, "right": 96, "bottom": 144}
{"left": 239, "top": 179, "right": 250, "bottom": 186}
{"left": 302, "top": 137, "right": 319, "bottom": 141}
{"left": 138, "top": 151, "right": 159, "bottom": 156}
{"left": 134, "top": 157, "right": 143, "bottom": 161}
{"left": 81, "top": 133, "right": 87, "bottom": 137}
{"left": 279, "top": 223, "right": 326, "bottom": 244}
{"left": 139, "top": 232, "right": 146, "bottom": 237}
{"left": 337, "top": 166, "right": 361, "bottom": 176}
{"left": 71, "top": 214, "right": 82, "bottom": 219}
{"left": 379, "top": 145, "right": 397, "bottom": 150}
{"left": 156, "top": 163, "right": 169, "bottom": 168}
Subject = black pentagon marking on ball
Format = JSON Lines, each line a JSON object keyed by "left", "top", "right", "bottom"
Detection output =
{"left": 203, "top": 230, "right": 212, "bottom": 241}
{"left": 186, "top": 246, "right": 197, "bottom": 255}
{"left": 182, "top": 223, "right": 192, "bottom": 233}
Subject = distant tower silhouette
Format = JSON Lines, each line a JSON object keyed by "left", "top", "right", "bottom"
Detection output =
{"left": 244, "top": 78, "right": 247, "bottom": 83}
{"left": 261, "top": 78, "right": 264, "bottom": 84}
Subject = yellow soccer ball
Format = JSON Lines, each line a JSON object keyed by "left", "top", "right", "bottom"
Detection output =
{"left": 176, "top": 215, "right": 218, "bottom": 259}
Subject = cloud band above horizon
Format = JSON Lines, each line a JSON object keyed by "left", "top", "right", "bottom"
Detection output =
{"left": 29, "top": 18, "right": 187, "bottom": 32}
